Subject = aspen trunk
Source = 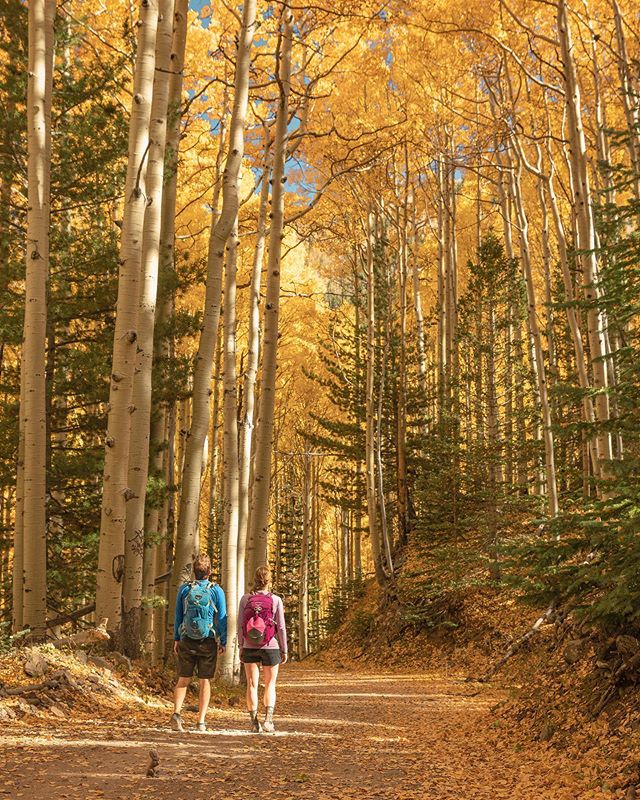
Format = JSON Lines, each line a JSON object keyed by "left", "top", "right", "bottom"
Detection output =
{"left": 508, "top": 146, "right": 559, "bottom": 516}
{"left": 557, "top": 0, "right": 613, "bottom": 470}
{"left": 96, "top": 0, "right": 159, "bottom": 636}
{"left": 365, "top": 211, "right": 384, "bottom": 585}
{"left": 21, "top": 0, "right": 55, "bottom": 634}
{"left": 140, "top": 409, "right": 167, "bottom": 660}
{"left": 239, "top": 136, "right": 271, "bottom": 591}
{"left": 168, "top": 127, "right": 227, "bottom": 631}
{"left": 122, "top": 0, "right": 175, "bottom": 657}
{"left": 13, "top": 374, "right": 25, "bottom": 632}
{"left": 410, "top": 200, "right": 428, "bottom": 417}
{"left": 218, "top": 220, "right": 241, "bottom": 684}
{"left": 377, "top": 259, "right": 394, "bottom": 575}
{"left": 207, "top": 340, "right": 222, "bottom": 567}
{"left": 156, "top": 0, "right": 188, "bottom": 648}
{"left": 396, "top": 168, "right": 409, "bottom": 544}
{"left": 247, "top": 9, "right": 293, "bottom": 575}
{"left": 612, "top": 0, "right": 640, "bottom": 202}
{"left": 298, "top": 452, "right": 311, "bottom": 659}
{"left": 436, "top": 160, "right": 447, "bottom": 417}
{"left": 174, "top": 0, "right": 254, "bottom": 589}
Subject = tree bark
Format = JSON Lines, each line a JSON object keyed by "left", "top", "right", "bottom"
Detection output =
{"left": 298, "top": 452, "right": 311, "bottom": 659}
{"left": 364, "top": 211, "right": 385, "bottom": 585}
{"left": 247, "top": 8, "right": 293, "bottom": 575}
{"left": 174, "top": 0, "right": 255, "bottom": 589}
{"left": 96, "top": 0, "right": 159, "bottom": 638}
{"left": 21, "top": 0, "right": 56, "bottom": 635}
{"left": 217, "top": 220, "right": 241, "bottom": 684}
{"left": 557, "top": 0, "right": 613, "bottom": 470}
{"left": 508, "top": 142, "right": 559, "bottom": 516}
{"left": 239, "top": 135, "right": 271, "bottom": 591}
{"left": 122, "top": 0, "right": 175, "bottom": 657}
{"left": 612, "top": 0, "right": 640, "bottom": 203}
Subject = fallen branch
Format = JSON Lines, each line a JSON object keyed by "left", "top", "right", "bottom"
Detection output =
{"left": 50, "top": 618, "right": 110, "bottom": 649}
{"left": 592, "top": 649, "right": 640, "bottom": 717}
{"left": 47, "top": 603, "right": 96, "bottom": 629}
{"left": 474, "top": 603, "right": 557, "bottom": 683}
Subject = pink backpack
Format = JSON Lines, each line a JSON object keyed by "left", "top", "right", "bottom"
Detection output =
{"left": 243, "top": 593, "right": 277, "bottom": 647}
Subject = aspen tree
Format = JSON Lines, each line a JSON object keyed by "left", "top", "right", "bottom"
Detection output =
{"left": 395, "top": 156, "right": 410, "bottom": 544}
{"left": 96, "top": 0, "right": 159, "bottom": 636}
{"left": 12, "top": 376, "right": 24, "bottom": 632}
{"left": 218, "top": 220, "right": 240, "bottom": 684}
{"left": 122, "top": 0, "right": 175, "bottom": 655}
{"left": 247, "top": 8, "right": 294, "bottom": 575}
{"left": 239, "top": 135, "right": 271, "bottom": 592}
{"left": 557, "top": 0, "right": 612, "bottom": 470}
{"left": 365, "top": 210, "right": 385, "bottom": 585}
{"left": 506, "top": 140, "right": 559, "bottom": 516}
{"left": 21, "top": 0, "right": 55, "bottom": 634}
{"left": 612, "top": 0, "right": 640, "bottom": 202}
{"left": 168, "top": 104, "right": 229, "bottom": 632}
{"left": 298, "top": 451, "right": 311, "bottom": 658}
{"left": 173, "top": 0, "right": 256, "bottom": 592}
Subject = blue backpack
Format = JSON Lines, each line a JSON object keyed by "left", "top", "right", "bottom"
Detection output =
{"left": 180, "top": 581, "right": 218, "bottom": 640}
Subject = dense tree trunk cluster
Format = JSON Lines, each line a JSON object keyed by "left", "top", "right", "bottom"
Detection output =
{"left": 1, "top": 0, "right": 640, "bottom": 667}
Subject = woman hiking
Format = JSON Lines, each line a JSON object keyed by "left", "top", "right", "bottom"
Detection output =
{"left": 238, "top": 566, "right": 288, "bottom": 733}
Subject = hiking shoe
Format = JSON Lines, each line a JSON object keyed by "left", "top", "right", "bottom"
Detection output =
{"left": 262, "top": 718, "right": 275, "bottom": 733}
{"left": 250, "top": 716, "right": 262, "bottom": 733}
{"left": 170, "top": 712, "right": 184, "bottom": 732}
{"left": 194, "top": 722, "right": 207, "bottom": 733}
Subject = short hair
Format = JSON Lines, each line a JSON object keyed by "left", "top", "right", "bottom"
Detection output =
{"left": 193, "top": 552, "right": 212, "bottom": 580}
{"left": 253, "top": 565, "right": 271, "bottom": 591}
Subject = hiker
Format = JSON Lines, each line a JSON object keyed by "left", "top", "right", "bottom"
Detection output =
{"left": 238, "top": 565, "right": 288, "bottom": 733}
{"left": 170, "top": 552, "right": 227, "bottom": 733}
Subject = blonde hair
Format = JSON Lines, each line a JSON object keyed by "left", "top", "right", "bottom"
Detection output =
{"left": 253, "top": 565, "right": 271, "bottom": 591}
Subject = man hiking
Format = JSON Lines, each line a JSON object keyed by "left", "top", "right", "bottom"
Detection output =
{"left": 170, "top": 553, "right": 227, "bottom": 733}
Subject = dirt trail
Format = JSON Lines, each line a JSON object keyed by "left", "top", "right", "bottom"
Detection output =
{"left": 0, "top": 666, "right": 607, "bottom": 799}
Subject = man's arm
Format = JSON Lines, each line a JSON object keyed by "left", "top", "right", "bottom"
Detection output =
{"left": 174, "top": 585, "right": 185, "bottom": 641}
{"left": 214, "top": 585, "right": 227, "bottom": 647}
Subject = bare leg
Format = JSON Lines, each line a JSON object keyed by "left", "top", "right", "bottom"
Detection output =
{"left": 245, "top": 662, "right": 260, "bottom": 711}
{"left": 174, "top": 676, "right": 190, "bottom": 714}
{"left": 198, "top": 678, "right": 211, "bottom": 724}
{"left": 262, "top": 664, "right": 279, "bottom": 732}
{"left": 263, "top": 664, "right": 279, "bottom": 709}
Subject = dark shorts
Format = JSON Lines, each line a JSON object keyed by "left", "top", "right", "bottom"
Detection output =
{"left": 176, "top": 636, "right": 217, "bottom": 679}
{"left": 242, "top": 648, "right": 282, "bottom": 667}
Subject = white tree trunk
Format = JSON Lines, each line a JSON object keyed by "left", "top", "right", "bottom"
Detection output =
{"left": 364, "top": 210, "right": 384, "bottom": 585}
{"left": 298, "top": 452, "right": 311, "bottom": 659}
{"left": 122, "top": 0, "right": 175, "bottom": 656}
{"left": 247, "top": 9, "right": 293, "bottom": 575}
{"left": 96, "top": 0, "right": 159, "bottom": 637}
{"left": 173, "top": 0, "right": 255, "bottom": 585}
{"left": 168, "top": 107, "right": 228, "bottom": 631}
{"left": 21, "top": 0, "right": 55, "bottom": 635}
{"left": 557, "top": 0, "right": 612, "bottom": 470}
{"left": 239, "top": 136, "right": 271, "bottom": 591}
{"left": 612, "top": 0, "right": 640, "bottom": 202}
{"left": 218, "top": 219, "right": 240, "bottom": 684}
{"left": 508, "top": 145, "right": 559, "bottom": 516}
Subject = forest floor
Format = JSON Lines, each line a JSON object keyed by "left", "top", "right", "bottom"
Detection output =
{"left": 0, "top": 662, "right": 618, "bottom": 800}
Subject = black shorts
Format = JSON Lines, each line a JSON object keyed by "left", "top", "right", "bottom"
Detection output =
{"left": 176, "top": 636, "right": 218, "bottom": 679}
{"left": 242, "top": 648, "right": 282, "bottom": 667}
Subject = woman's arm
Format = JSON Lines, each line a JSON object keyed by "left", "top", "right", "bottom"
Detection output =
{"left": 276, "top": 596, "right": 288, "bottom": 655}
